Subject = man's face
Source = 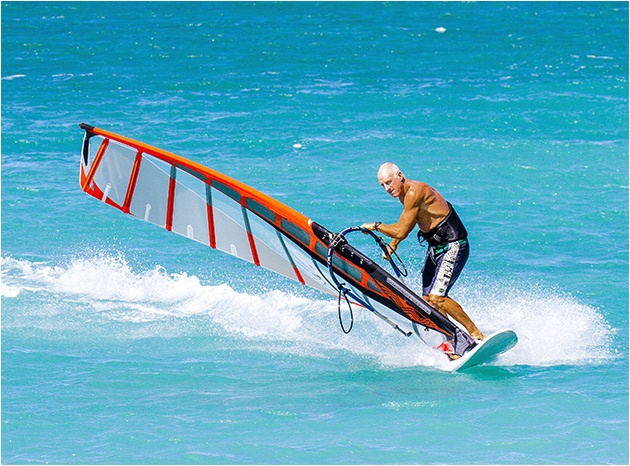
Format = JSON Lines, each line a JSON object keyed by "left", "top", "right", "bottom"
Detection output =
{"left": 378, "top": 171, "right": 403, "bottom": 198}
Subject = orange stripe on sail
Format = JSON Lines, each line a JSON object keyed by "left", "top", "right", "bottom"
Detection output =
{"left": 165, "top": 166, "right": 177, "bottom": 231}
{"left": 241, "top": 204, "right": 261, "bottom": 267}
{"left": 205, "top": 179, "right": 217, "bottom": 249}
{"left": 293, "top": 266, "right": 306, "bottom": 285}
{"left": 81, "top": 138, "right": 110, "bottom": 193}
{"left": 122, "top": 151, "right": 143, "bottom": 214}
{"left": 247, "top": 231, "right": 261, "bottom": 266}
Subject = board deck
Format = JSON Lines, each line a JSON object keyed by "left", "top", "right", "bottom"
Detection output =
{"left": 446, "top": 329, "right": 518, "bottom": 372}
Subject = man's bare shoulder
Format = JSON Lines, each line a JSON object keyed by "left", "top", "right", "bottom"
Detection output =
{"left": 405, "top": 180, "right": 449, "bottom": 213}
{"left": 404, "top": 180, "right": 433, "bottom": 204}
{"left": 407, "top": 179, "right": 432, "bottom": 192}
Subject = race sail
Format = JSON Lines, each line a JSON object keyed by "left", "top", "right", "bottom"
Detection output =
{"left": 79, "top": 124, "right": 476, "bottom": 357}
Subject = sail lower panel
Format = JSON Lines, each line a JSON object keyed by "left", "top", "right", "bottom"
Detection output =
{"left": 129, "top": 155, "right": 170, "bottom": 226}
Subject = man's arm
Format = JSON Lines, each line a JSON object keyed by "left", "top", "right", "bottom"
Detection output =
{"left": 361, "top": 188, "right": 422, "bottom": 250}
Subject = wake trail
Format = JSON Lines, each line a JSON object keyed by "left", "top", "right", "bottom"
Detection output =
{"left": 2, "top": 253, "right": 616, "bottom": 369}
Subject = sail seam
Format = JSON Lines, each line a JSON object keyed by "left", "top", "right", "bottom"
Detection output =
{"left": 241, "top": 206, "right": 261, "bottom": 266}
{"left": 277, "top": 231, "right": 306, "bottom": 285}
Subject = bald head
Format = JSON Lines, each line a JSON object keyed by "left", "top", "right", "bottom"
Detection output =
{"left": 377, "top": 162, "right": 402, "bottom": 179}
{"left": 377, "top": 162, "right": 406, "bottom": 198}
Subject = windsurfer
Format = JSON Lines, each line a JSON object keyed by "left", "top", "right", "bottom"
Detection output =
{"left": 361, "top": 162, "right": 485, "bottom": 345}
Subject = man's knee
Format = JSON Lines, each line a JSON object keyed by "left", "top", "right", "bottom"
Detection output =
{"left": 423, "top": 294, "right": 450, "bottom": 316}
{"left": 423, "top": 294, "right": 447, "bottom": 308}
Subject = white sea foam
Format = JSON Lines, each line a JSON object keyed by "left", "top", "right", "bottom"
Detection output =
{"left": 1, "top": 254, "right": 616, "bottom": 369}
{"left": 1, "top": 74, "right": 26, "bottom": 81}
{"left": 455, "top": 279, "right": 615, "bottom": 366}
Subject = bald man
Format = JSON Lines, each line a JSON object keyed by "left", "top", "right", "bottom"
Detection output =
{"left": 361, "top": 162, "right": 485, "bottom": 346}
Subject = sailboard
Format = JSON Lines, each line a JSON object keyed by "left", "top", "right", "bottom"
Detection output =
{"left": 78, "top": 123, "right": 480, "bottom": 362}
{"left": 446, "top": 329, "right": 518, "bottom": 372}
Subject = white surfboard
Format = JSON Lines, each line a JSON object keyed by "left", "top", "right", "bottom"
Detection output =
{"left": 446, "top": 329, "right": 518, "bottom": 372}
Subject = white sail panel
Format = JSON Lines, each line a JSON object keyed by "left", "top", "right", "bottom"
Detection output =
{"left": 171, "top": 169, "right": 210, "bottom": 245}
{"left": 92, "top": 139, "right": 136, "bottom": 206}
{"left": 129, "top": 156, "right": 170, "bottom": 227}
{"left": 210, "top": 187, "right": 255, "bottom": 263}
{"left": 246, "top": 212, "right": 303, "bottom": 281}
{"left": 282, "top": 236, "right": 336, "bottom": 295}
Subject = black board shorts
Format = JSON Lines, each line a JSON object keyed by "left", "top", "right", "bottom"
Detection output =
{"left": 422, "top": 239, "right": 469, "bottom": 297}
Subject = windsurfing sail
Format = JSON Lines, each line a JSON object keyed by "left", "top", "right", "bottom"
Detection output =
{"left": 79, "top": 123, "right": 476, "bottom": 357}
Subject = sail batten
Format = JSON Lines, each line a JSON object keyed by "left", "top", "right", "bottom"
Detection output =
{"left": 165, "top": 165, "right": 176, "bottom": 232}
{"left": 242, "top": 207, "right": 261, "bottom": 267}
{"left": 122, "top": 151, "right": 143, "bottom": 214}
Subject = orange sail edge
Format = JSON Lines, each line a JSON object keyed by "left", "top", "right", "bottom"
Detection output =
{"left": 80, "top": 123, "right": 311, "bottom": 230}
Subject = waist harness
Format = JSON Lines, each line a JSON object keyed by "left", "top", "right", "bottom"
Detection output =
{"left": 418, "top": 202, "right": 468, "bottom": 247}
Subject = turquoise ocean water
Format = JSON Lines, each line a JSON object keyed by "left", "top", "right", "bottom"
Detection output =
{"left": 2, "top": 2, "right": 628, "bottom": 464}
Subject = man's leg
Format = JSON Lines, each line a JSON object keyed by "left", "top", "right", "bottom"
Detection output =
{"left": 424, "top": 294, "right": 485, "bottom": 341}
